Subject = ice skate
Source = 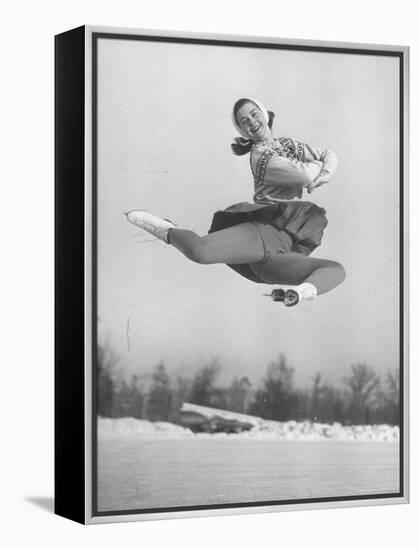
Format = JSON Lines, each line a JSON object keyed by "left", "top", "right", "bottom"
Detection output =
{"left": 125, "top": 210, "right": 176, "bottom": 243}
{"left": 264, "top": 283, "right": 317, "bottom": 307}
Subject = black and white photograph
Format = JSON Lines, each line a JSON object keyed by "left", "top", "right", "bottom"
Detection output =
{"left": 4, "top": 0, "right": 419, "bottom": 547}
{"left": 92, "top": 30, "right": 406, "bottom": 517}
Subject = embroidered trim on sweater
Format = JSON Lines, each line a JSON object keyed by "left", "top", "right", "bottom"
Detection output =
{"left": 277, "top": 137, "right": 304, "bottom": 161}
{"left": 253, "top": 148, "right": 275, "bottom": 187}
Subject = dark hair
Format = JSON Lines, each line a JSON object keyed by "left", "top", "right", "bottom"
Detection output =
{"left": 231, "top": 99, "right": 275, "bottom": 156}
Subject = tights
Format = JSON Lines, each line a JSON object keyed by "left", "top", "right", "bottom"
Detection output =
{"left": 168, "top": 223, "right": 345, "bottom": 295}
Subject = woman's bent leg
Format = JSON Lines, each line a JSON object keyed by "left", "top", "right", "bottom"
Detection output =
{"left": 255, "top": 252, "right": 345, "bottom": 295}
{"left": 168, "top": 223, "right": 265, "bottom": 265}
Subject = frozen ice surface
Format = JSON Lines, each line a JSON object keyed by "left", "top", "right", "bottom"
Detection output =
{"left": 97, "top": 436, "right": 400, "bottom": 511}
{"left": 97, "top": 409, "right": 400, "bottom": 511}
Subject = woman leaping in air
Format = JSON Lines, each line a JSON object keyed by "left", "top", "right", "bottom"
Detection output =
{"left": 126, "top": 97, "right": 345, "bottom": 306}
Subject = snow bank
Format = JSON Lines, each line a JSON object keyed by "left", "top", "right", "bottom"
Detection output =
{"left": 227, "top": 420, "right": 400, "bottom": 441}
{"left": 99, "top": 417, "right": 194, "bottom": 438}
{"left": 98, "top": 417, "right": 399, "bottom": 442}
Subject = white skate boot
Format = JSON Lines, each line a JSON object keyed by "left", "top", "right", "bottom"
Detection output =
{"left": 125, "top": 210, "right": 176, "bottom": 243}
{"left": 265, "top": 282, "right": 317, "bottom": 307}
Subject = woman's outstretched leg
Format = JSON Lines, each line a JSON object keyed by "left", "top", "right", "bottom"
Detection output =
{"left": 125, "top": 210, "right": 345, "bottom": 306}
{"left": 168, "top": 223, "right": 265, "bottom": 265}
{"left": 126, "top": 210, "right": 264, "bottom": 264}
{"left": 256, "top": 252, "right": 345, "bottom": 301}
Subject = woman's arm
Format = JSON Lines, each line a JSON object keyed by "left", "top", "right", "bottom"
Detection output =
{"left": 292, "top": 140, "right": 338, "bottom": 185}
{"left": 251, "top": 147, "right": 322, "bottom": 190}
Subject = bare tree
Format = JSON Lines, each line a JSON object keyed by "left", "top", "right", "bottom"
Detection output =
{"left": 226, "top": 376, "right": 252, "bottom": 413}
{"left": 310, "top": 372, "right": 326, "bottom": 421}
{"left": 97, "top": 343, "right": 119, "bottom": 417}
{"left": 384, "top": 369, "right": 400, "bottom": 425}
{"left": 343, "top": 363, "right": 380, "bottom": 424}
{"left": 190, "top": 359, "right": 221, "bottom": 406}
{"left": 250, "top": 354, "right": 300, "bottom": 420}
{"left": 146, "top": 362, "right": 172, "bottom": 421}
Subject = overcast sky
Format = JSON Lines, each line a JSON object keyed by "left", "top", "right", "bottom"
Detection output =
{"left": 96, "top": 38, "right": 400, "bottom": 389}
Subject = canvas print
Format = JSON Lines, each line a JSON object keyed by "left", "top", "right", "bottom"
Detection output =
{"left": 93, "top": 33, "right": 403, "bottom": 515}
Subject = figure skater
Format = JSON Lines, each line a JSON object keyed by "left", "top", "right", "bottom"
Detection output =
{"left": 126, "top": 97, "right": 345, "bottom": 306}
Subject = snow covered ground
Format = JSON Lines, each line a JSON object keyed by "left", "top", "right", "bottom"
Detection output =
{"left": 98, "top": 416, "right": 399, "bottom": 442}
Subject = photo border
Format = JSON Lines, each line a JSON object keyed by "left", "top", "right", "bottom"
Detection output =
{"left": 85, "top": 26, "right": 409, "bottom": 524}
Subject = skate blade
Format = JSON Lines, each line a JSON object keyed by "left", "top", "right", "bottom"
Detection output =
{"left": 262, "top": 289, "right": 299, "bottom": 306}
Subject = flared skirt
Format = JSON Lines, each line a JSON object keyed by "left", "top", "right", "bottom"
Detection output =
{"left": 208, "top": 201, "right": 328, "bottom": 284}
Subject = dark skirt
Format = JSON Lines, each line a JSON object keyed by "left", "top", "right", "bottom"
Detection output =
{"left": 208, "top": 201, "right": 328, "bottom": 284}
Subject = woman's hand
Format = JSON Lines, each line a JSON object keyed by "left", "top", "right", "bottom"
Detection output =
{"left": 306, "top": 172, "right": 330, "bottom": 194}
{"left": 301, "top": 146, "right": 337, "bottom": 194}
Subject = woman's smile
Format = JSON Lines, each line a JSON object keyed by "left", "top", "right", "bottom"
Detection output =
{"left": 249, "top": 122, "right": 262, "bottom": 134}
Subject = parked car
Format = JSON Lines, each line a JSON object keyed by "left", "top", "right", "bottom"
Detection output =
{"left": 178, "top": 410, "right": 253, "bottom": 434}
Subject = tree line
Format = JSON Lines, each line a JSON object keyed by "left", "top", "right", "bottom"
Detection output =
{"left": 97, "top": 345, "right": 400, "bottom": 426}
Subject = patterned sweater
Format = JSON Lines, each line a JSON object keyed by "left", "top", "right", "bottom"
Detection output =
{"left": 250, "top": 137, "right": 338, "bottom": 203}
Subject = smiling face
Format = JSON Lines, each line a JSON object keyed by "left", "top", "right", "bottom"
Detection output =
{"left": 235, "top": 101, "right": 270, "bottom": 142}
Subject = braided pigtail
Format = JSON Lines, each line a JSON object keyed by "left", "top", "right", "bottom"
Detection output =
{"left": 231, "top": 137, "right": 253, "bottom": 156}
